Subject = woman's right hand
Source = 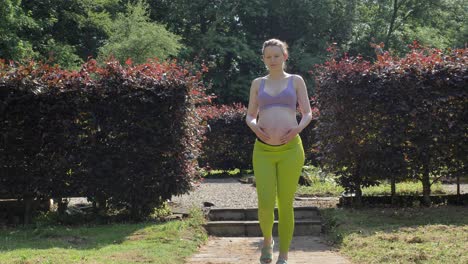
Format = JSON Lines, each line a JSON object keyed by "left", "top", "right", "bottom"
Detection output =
{"left": 255, "top": 126, "right": 271, "bottom": 142}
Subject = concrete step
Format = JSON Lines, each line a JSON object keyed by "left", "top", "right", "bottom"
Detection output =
{"left": 207, "top": 206, "right": 320, "bottom": 221}
{"left": 204, "top": 219, "right": 322, "bottom": 237}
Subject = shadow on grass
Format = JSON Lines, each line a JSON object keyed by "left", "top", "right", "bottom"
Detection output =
{"left": 0, "top": 219, "right": 180, "bottom": 251}
{"left": 319, "top": 205, "right": 468, "bottom": 246}
{"left": 0, "top": 205, "right": 208, "bottom": 264}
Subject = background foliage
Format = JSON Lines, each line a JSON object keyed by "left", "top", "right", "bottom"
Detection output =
{"left": 0, "top": 0, "right": 466, "bottom": 218}
{"left": 0, "top": 58, "right": 209, "bottom": 220}
{"left": 1, "top": 0, "right": 465, "bottom": 103}
{"left": 97, "top": 0, "right": 182, "bottom": 64}
{"left": 314, "top": 44, "right": 467, "bottom": 206}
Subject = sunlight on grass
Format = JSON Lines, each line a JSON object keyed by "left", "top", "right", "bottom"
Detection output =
{"left": 201, "top": 168, "right": 253, "bottom": 178}
{"left": 0, "top": 208, "right": 207, "bottom": 264}
{"left": 320, "top": 206, "right": 468, "bottom": 264}
{"left": 296, "top": 165, "right": 449, "bottom": 197}
{"left": 297, "top": 181, "right": 447, "bottom": 197}
{"left": 362, "top": 181, "right": 446, "bottom": 196}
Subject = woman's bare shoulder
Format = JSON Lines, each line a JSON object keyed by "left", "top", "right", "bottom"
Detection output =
{"left": 250, "top": 77, "right": 264, "bottom": 90}
{"left": 290, "top": 74, "right": 305, "bottom": 89}
{"left": 253, "top": 76, "right": 266, "bottom": 83}
{"left": 290, "top": 74, "right": 304, "bottom": 82}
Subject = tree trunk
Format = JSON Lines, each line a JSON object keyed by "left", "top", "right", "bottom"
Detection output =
{"left": 421, "top": 163, "right": 432, "bottom": 207}
{"left": 57, "top": 197, "right": 68, "bottom": 216}
{"left": 130, "top": 193, "right": 141, "bottom": 221}
{"left": 355, "top": 185, "right": 362, "bottom": 208}
{"left": 344, "top": 0, "right": 357, "bottom": 40}
{"left": 23, "top": 196, "right": 33, "bottom": 225}
{"left": 386, "top": 0, "right": 399, "bottom": 47}
{"left": 391, "top": 175, "right": 397, "bottom": 205}
{"left": 457, "top": 172, "right": 460, "bottom": 195}
{"left": 131, "top": 202, "right": 141, "bottom": 221}
{"left": 93, "top": 194, "right": 107, "bottom": 218}
{"left": 353, "top": 163, "right": 362, "bottom": 208}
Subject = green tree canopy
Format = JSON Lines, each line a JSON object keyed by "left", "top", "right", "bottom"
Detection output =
{"left": 1, "top": 0, "right": 465, "bottom": 101}
{"left": 150, "top": 0, "right": 357, "bottom": 103}
{"left": 0, "top": 0, "right": 38, "bottom": 60}
{"left": 98, "top": 0, "right": 182, "bottom": 64}
{"left": 348, "top": 0, "right": 467, "bottom": 58}
{"left": 23, "top": 0, "right": 120, "bottom": 67}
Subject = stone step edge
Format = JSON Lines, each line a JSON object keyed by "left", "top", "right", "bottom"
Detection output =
{"left": 207, "top": 206, "right": 320, "bottom": 213}
{"left": 205, "top": 219, "right": 322, "bottom": 226}
{"left": 206, "top": 206, "right": 321, "bottom": 221}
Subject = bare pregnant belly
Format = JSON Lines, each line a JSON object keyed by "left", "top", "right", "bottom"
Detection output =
{"left": 257, "top": 107, "right": 298, "bottom": 145}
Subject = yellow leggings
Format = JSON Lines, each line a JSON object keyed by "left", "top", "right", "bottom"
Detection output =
{"left": 253, "top": 135, "right": 305, "bottom": 252}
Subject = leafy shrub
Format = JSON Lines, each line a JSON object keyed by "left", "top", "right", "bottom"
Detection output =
{"left": 314, "top": 42, "right": 467, "bottom": 206}
{"left": 0, "top": 57, "right": 210, "bottom": 220}
{"left": 197, "top": 103, "right": 253, "bottom": 172}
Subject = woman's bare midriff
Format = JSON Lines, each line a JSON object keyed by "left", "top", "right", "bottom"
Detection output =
{"left": 257, "top": 106, "right": 298, "bottom": 145}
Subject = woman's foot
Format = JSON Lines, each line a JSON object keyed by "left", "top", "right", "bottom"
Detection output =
{"left": 259, "top": 239, "right": 274, "bottom": 264}
{"left": 276, "top": 252, "right": 288, "bottom": 264}
{"left": 276, "top": 258, "right": 288, "bottom": 264}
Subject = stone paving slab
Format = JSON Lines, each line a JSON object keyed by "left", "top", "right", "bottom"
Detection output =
{"left": 186, "top": 236, "right": 352, "bottom": 264}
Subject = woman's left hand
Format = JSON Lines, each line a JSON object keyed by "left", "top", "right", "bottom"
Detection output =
{"left": 280, "top": 126, "right": 301, "bottom": 145}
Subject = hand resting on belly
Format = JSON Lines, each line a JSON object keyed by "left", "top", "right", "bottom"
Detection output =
{"left": 257, "top": 107, "right": 298, "bottom": 145}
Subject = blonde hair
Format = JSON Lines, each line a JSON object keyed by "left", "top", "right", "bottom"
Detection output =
{"left": 262, "top": 39, "right": 289, "bottom": 56}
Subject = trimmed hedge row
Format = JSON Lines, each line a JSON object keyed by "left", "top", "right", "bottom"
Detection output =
{"left": 314, "top": 43, "right": 467, "bottom": 206}
{"left": 197, "top": 104, "right": 254, "bottom": 171}
{"left": 196, "top": 103, "right": 320, "bottom": 172}
{"left": 0, "top": 58, "right": 210, "bottom": 221}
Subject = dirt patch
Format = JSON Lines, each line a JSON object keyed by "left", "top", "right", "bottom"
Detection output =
{"left": 405, "top": 235, "right": 424, "bottom": 243}
{"left": 108, "top": 251, "right": 152, "bottom": 263}
{"left": 48, "top": 235, "right": 88, "bottom": 246}
{"left": 377, "top": 233, "right": 399, "bottom": 242}
{"left": 126, "top": 231, "right": 148, "bottom": 241}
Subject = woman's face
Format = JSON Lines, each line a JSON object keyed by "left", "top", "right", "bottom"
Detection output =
{"left": 263, "top": 45, "right": 287, "bottom": 71}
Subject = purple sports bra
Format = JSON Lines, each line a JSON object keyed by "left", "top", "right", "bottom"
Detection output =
{"left": 257, "top": 76, "right": 297, "bottom": 112}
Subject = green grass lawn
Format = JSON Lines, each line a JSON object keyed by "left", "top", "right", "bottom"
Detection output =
{"left": 0, "top": 209, "right": 207, "bottom": 264}
{"left": 296, "top": 180, "right": 344, "bottom": 196}
{"left": 362, "top": 181, "right": 446, "bottom": 196}
{"left": 297, "top": 179, "right": 447, "bottom": 197}
{"left": 320, "top": 205, "right": 468, "bottom": 264}
{"left": 202, "top": 168, "right": 251, "bottom": 178}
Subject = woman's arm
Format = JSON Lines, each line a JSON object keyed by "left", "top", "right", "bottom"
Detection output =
{"left": 295, "top": 75, "right": 313, "bottom": 133}
{"left": 246, "top": 78, "right": 270, "bottom": 142}
{"left": 280, "top": 75, "right": 312, "bottom": 144}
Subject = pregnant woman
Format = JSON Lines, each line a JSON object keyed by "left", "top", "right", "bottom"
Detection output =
{"left": 246, "top": 39, "right": 312, "bottom": 264}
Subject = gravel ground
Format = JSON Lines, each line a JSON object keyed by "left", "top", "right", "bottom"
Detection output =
{"left": 441, "top": 183, "right": 468, "bottom": 194}
{"left": 65, "top": 181, "right": 467, "bottom": 210}
{"left": 169, "top": 179, "right": 468, "bottom": 212}
{"left": 169, "top": 178, "right": 339, "bottom": 212}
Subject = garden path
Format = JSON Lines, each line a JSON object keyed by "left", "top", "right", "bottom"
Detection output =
{"left": 171, "top": 178, "right": 351, "bottom": 264}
